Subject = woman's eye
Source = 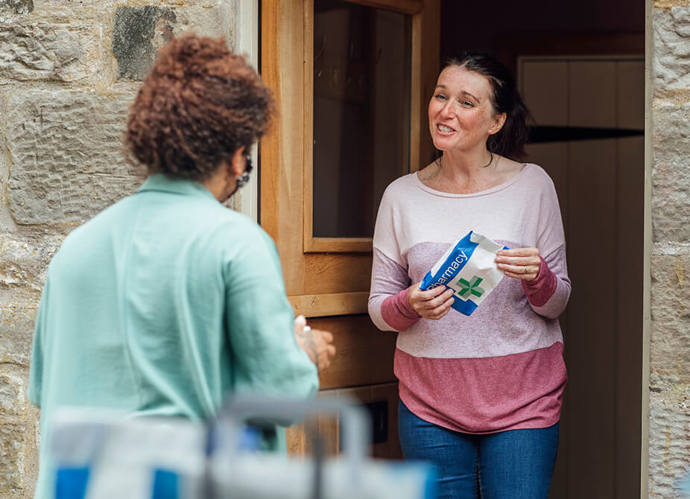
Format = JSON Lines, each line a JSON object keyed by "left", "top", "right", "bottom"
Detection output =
{"left": 462, "top": 100, "right": 474, "bottom": 107}
{"left": 434, "top": 93, "right": 447, "bottom": 100}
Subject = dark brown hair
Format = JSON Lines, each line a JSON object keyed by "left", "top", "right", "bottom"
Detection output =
{"left": 445, "top": 52, "right": 530, "bottom": 160}
{"left": 126, "top": 34, "right": 274, "bottom": 181}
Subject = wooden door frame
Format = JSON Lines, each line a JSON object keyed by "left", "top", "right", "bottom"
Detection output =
{"left": 303, "top": 0, "right": 428, "bottom": 253}
{"left": 259, "top": 0, "right": 439, "bottom": 316}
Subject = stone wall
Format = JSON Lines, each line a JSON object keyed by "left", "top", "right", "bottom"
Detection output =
{"left": 650, "top": 1, "right": 690, "bottom": 497}
{"left": 0, "top": 1, "right": 241, "bottom": 496}
{"left": 2, "top": 0, "right": 689, "bottom": 497}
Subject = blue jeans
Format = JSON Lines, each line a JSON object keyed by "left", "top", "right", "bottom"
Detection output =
{"left": 398, "top": 400, "right": 559, "bottom": 499}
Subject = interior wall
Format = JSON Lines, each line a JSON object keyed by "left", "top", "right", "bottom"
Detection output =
{"left": 438, "top": 2, "right": 646, "bottom": 498}
{"left": 440, "top": 0, "right": 644, "bottom": 64}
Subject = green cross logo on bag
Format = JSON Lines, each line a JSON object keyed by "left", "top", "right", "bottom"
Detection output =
{"left": 457, "top": 276, "right": 485, "bottom": 299}
{"left": 420, "top": 231, "right": 507, "bottom": 315}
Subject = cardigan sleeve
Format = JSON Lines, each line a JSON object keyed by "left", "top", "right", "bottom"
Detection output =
{"left": 28, "top": 276, "right": 51, "bottom": 408}
{"left": 224, "top": 229, "right": 319, "bottom": 413}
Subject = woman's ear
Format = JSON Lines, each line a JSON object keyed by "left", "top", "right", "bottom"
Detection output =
{"left": 488, "top": 113, "right": 507, "bottom": 136}
{"left": 229, "top": 146, "right": 246, "bottom": 177}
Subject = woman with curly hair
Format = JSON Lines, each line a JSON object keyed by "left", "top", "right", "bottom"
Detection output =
{"left": 29, "top": 34, "right": 334, "bottom": 499}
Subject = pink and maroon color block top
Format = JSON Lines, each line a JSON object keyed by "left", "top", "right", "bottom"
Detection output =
{"left": 368, "top": 163, "right": 571, "bottom": 434}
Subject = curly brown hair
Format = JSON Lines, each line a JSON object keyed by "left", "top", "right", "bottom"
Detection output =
{"left": 126, "top": 34, "right": 274, "bottom": 181}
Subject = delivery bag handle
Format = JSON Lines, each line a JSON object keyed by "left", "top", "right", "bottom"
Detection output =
{"left": 204, "top": 394, "right": 371, "bottom": 497}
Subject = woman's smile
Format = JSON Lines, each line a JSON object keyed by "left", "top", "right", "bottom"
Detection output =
{"left": 437, "top": 124, "right": 456, "bottom": 134}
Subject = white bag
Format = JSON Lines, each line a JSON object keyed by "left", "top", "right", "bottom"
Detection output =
{"left": 420, "top": 230, "right": 506, "bottom": 315}
{"left": 50, "top": 396, "right": 436, "bottom": 499}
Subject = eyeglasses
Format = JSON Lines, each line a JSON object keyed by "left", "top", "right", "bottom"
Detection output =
{"left": 236, "top": 153, "right": 253, "bottom": 189}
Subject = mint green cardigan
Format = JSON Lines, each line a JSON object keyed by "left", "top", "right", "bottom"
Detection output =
{"left": 29, "top": 174, "right": 318, "bottom": 498}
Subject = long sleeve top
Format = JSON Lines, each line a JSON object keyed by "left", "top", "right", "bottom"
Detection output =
{"left": 28, "top": 174, "right": 318, "bottom": 499}
{"left": 368, "top": 163, "right": 570, "bottom": 434}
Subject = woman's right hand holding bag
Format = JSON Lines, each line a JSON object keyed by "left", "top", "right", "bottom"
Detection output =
{"left": 407, "top": 283, "right": 455, "bottom": 320}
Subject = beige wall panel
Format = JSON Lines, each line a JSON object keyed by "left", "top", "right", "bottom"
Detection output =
{"left": 520, "top": 55, "right": 645, "bottom": 499}
{"left": 565, "top": 138, "right": 618, "bottom": 498}
{"left": 616, "top": 61, "right": 645, "bottom": 130}
{"left": 524, "top": 142, "right": 569, "bottom": 227}
{"left": 521, "top": 61, "right": 568, "bottom": 127}
{"left": 614, "top": 136, "right": 644, "bottom": 499}
{"left": 569, "top": 61, "right": 616, "bottom": 128}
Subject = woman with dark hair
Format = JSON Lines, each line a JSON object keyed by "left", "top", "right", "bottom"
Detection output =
{"left": 29, "top": 34, "right": 335, "bottom": 499}
{"left": 368, "top": 52, "right": 570, "bottom": 498}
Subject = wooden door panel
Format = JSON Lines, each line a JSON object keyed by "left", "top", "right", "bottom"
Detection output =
{"left": 309, "top": 315, "right": 397, "bottom": 389}
{"left": 259, "top": 0, "right": 307, "bottom": 297}
{"left": 261, "top": 0, "right": 438, "bottom": 296}
{"left": 289, "top": 292, "right": 370, "bottom": 318}
{"left": 286, "top": 382, "right": 402, "bottom": 459}
{"left": 339, "top": 382, "right": 403, "bottom": 460}
{"left": 303, "top": 254, "right": 372, "bottom": 295}
{"left": 262, "top": 0, "right": 439, "bottom": 461}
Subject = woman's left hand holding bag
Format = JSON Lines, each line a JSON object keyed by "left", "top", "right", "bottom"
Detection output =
{"left": 495, "top": 248, "right": 541, "bottom": 281}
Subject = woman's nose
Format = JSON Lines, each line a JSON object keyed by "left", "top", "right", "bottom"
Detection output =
{"left": 440, "top": 101, "right": 455, "bottom": 118}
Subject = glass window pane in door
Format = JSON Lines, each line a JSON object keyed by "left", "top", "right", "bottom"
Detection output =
{"left": 313, "top": 0, "right": 411, "bottom": 238}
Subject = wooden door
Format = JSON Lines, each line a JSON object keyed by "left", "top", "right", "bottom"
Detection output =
{"left": 520, "top": 56, "right": 645, "bottom": 498}
{"left": 259, "top": 0, "right": 440, "bottom": 457}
